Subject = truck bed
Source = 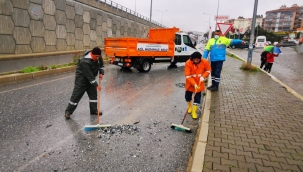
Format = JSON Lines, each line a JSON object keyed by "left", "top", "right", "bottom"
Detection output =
{"left": 105, "top": 28, "right": 179, "bottom": 58}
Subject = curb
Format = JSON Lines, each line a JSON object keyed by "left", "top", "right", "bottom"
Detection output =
{"left": 188, "top": 49, "right": 303, "bottom": 172}
{"left": 0, "top": 50, "right": 87, "bottom": 61}
{"left": 189, "top": 77, "right": 212, "bottom": 172}
{"left": 0, "top": 66, "right": 76, "bottom": 86}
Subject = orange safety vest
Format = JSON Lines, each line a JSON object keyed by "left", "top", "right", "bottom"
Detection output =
{"left": 184, "top": 58, "right": 211, "bottom": 93}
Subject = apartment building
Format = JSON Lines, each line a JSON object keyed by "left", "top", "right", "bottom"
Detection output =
{"left": 234, "top": 16, "right": 263, "bottom": 33}
{"left": 225, "top": 16, "right": 263, "bottom": 34}
{"left": 264, "top": 4, "right": 303, "bottom": 32}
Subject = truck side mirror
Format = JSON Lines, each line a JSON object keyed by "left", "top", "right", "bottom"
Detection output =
{"left": 194, "top": 42, "right": 197, "bottom": 47}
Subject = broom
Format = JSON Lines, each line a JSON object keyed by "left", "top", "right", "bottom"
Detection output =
{"left": 84, "top": 79, "right": 111, "bottom": 131}
{"left": 171, "top": 82, "right": 200, "bottom": 133}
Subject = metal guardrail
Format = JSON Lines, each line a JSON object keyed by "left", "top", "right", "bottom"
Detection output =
{"left": 95, "top": 0, "right": 166, "bottom": 28}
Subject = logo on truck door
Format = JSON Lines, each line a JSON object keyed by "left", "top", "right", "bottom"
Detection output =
{"left": 176, "top": 47, "right": 182, "bottom": 52}
{"left": 175, "top": 47, "right": 187, "bottom": 53}
{"left": 137, "top": 43, "right": 168, "bottom": 51}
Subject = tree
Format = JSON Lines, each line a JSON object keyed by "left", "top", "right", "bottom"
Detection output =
{"left": 253, "top": 25, "right": 283, "bottom": 43}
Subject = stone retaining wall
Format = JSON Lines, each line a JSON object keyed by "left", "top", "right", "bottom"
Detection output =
{"left": 0, "top": 0, "right": 159, "bottom": 55}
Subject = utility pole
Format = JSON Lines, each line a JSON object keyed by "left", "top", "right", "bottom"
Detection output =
{"left": 247, "top": 0, "right": 258, "bottom": 66}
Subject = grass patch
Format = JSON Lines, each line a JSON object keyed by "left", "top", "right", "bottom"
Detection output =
{"left": 240, "top": 62, "right": 259, "bottom": 72}
{"left": 226, "top": 51, "right": 259, "bottom": 72}
{"left": 36, "top": 65, "right": 48, "bottom": 71}
{"left": 19, "top": 52, "right": 108, "bottom": 74}
{"left": 226, "top": 52, "right": 245, "bottom": 62}
{"left": 20, "top": 53, "right": 82, "bottom": 74}
{"left": 21, "top": 66, "right": 39, "bottom": 73}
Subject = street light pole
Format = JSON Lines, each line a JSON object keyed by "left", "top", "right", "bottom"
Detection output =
{"left": 157, "top": 10, "right": 167, "bottom": 25}
{"left": 172, "top": 19, "right": 179, "bottom": 27}
{"left": 247, "top": 0, "right": 258, "bottom": 66}
{"left": 150, "top": 0, "right": 152, "bottom": 22}
{"left": 215, "top": 0, "right": 220, "bottom": 31}
{"left": 203, "top": 13, "right": 211, "bottom": 40}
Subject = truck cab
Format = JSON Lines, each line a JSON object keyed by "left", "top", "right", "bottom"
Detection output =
{"left": 172, "top": 32, "right": 197, "bottom": 64}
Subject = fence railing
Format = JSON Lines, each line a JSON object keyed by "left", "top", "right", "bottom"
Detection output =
{"left": 95, "top": 0, "right": 166, "bottom": 28}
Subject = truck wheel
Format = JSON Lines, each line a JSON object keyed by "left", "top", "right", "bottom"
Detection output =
{"left": 168, "top": 61, "right": 177, "bottom": 68}
{"left": 232, "top": 45, "right": 236, "bottom": 49}
{"left": 170, "top": 61, "right": 177, "bottom": 65}
{"left": 139, "top": 59, "right": 151, "bottom": 72}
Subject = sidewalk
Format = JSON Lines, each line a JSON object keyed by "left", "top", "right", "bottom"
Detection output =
{"left": 192, "top": 56, "right": 303, "bottom": 172}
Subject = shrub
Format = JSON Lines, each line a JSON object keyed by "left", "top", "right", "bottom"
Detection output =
{"left": 240, "top": 62, "right": 259, "bottom": 72}
{"left": 72, "top": 54, "right": 81, "bottom": 65}
{"left": 49, "top": 64, "right": 58, "bottom": 69}
{"left": 36, "top": 65, "right": 48, "bottom": 71}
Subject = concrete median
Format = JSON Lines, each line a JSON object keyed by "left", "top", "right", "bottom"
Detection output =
{"left": 0, "top": 66, "right": 77, "bottom": 86}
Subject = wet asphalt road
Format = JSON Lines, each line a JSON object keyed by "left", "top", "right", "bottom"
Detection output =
{"left": 229, "top": 46, "right": 303, "bottom": 96}
{"left": 0, "top": 63, "right": 200, "bottom": 171}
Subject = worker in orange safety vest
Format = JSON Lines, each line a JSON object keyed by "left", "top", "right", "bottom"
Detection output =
{"left": 184, "top": 52, "right": 211, "bottom": 119}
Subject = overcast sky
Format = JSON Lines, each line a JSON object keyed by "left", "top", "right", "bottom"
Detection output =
{"left": 109, "top": 0, "right": 302, "bottom": 33}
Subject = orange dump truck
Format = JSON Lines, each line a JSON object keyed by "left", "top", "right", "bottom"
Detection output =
{"left": 104, "top": 27, "right": 197, "bottom": 72}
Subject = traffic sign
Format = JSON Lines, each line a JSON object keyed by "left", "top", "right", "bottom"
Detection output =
{"left": 217, "top": 23, "right": 232, "bottom": 36}
{"left": 214, "top": 15, "right": 229, "bottom": 21}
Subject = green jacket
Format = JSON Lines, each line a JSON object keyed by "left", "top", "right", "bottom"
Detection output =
{"left": 75, "top": 50, "right": 104, "bottom": 87}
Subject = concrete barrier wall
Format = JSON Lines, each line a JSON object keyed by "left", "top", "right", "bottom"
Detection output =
{"left": 0, "top": 0, "right": 160, "bottom": 55}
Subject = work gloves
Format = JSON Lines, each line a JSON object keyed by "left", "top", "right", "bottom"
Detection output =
{"left": 194, "top": 77, "right": 204, "bottom": 90}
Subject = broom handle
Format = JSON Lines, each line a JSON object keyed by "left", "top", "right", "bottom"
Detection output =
{"left": 181, "top": 80, "right": 201, "bottom": 125}
{"left": 97, "top": 78, "right": 101, "bottom": 124}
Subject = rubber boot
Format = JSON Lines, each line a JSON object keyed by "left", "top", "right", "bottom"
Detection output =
{"left": 192, "top": 105, "right": 198, "bottom": 119}
{"left": 187, "top": 102, "right": 192, "bottom": 114}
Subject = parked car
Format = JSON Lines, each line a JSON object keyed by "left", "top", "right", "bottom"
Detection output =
{"left": 279, "top": 41, "right": 297, "bottom": 47}
{"left": 230, "top": 42, "right": 255, "bottom": 49}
